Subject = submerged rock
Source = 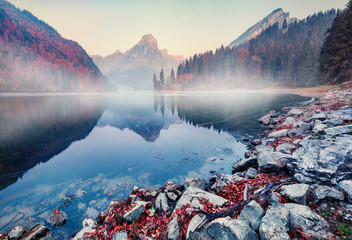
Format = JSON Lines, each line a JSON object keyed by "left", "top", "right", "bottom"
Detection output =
{"left": 46, "top": 209, "right": 67, "bottom": 227}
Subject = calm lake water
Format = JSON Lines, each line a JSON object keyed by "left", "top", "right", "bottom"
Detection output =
{"left": 0, "top": 93, "right": 311, "bottom": 238}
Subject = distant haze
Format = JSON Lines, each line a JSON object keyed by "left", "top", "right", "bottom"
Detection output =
{"left": 8, "top": 0, "right": 348, "bottom": 58}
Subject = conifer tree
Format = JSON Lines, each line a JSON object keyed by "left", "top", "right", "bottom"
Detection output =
{"left": 320, "top": 2, "right": 352, "bottom": 84}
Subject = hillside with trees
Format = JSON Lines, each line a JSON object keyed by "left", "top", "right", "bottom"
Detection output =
{"left": 0, "top": 0, "right": 107, "bottom": 92}
{"left": 158, "top": 9, "right": 337, "bottom": 91}
{"left": 320, "top": 1, "right": 352, "bottom": 85}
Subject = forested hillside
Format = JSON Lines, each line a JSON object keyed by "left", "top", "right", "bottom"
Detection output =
{"left": 0, "top": 0, "right": 107, "bottom": 92}
{"left": 320, "top": 1, "right": 352, "bottom": 85}
{"left": 162, "top": 10, "right": 337, "bottom": 90}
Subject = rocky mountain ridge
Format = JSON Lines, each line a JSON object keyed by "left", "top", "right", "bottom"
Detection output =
{"left": 229, "top": 8, "right": 298, "bottom": 47}
{"left": 92, "top": 34, "right": 184, "bottom": 90}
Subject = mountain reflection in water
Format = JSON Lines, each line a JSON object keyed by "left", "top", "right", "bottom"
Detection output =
{"left": 0, "top": 93, "right": 310, "bottom": 238}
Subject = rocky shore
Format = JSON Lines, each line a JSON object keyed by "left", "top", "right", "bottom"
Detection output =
{"left": 2, "top": 89, "right": 352, "bottom": 240}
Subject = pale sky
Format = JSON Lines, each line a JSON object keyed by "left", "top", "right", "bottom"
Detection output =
{"left": 8, "top": 0, "right": 348, "bottom": 58}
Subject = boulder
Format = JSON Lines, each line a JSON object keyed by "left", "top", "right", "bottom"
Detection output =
{"left": 339, "top": 180, "right": 352, "bottom": 203}
{"left": 184, "top": 178, "right": 206, "bottom": 190}
{"left": 193, "top": 217, "right": 258, "bottom": 240}
{"left": 287, "top": 108, "right": 304, "bottom": 116}
{"left": 244, "top": 168, "right": 258, "bottom": 179}
{"left": 210, "top": 174, "right": 243, "bottom": 193}
{"left": 259, "top": 114, "right": 272, "bottom": 125}
{"left": 280, "top": 184, "right": 310, "bottom": 205}
{"left": 232, "top": 157, "right": 258, "bottom": 173}
{"left": 259, "top": 205, "right": 290, "bottom": 240}
{"left": 9, "top": 226, "right": 26, "bottom": 240}
{"left": 73, "top": 218, "right": 96, "bottom": 240}
{"left": 309, "top": 113, "right": 326, "bottom": 122}
{"left": 282, "top": 117, "right": 295, "bottom": 126}
{"left": 239, "top": 200, "right": 264, "bottom": 231}
{"left": 313, "top": 123, "right": 328, "bottom": 134}
{"left": 82, "top": 218, "right": 95, "bottom": 228}
{"left": 123, "top": 201, "right": 147, "bottom": 222}
{"left": 112, "top": 231, "right": 128, "bottom": 240}
{"left": 256, "top": 145, "right": 289, "bottom": 173}
{"left": 22, "top": 225, "right": 50, "bottom": 240}
{"left": 168, "top": 215, "right": 180, "bottom": 240}
{"left": 324, "top": 125, "right": 352, "bottom": 136}
{"left": 251, "top": 139, "right": 261, "bottom": 146}
{"left": 186, "top": 214, "right": 206, "bottom": 240}
{"left": 155, "top": 193, "right": 169, "bottom": 212}
{"left": 165, "top": 181, "right": 184, "bottom": 193}
{"left": 167, "top": 192, "right": 178, "bottom": 202}
{"left": 312, "top": 185, "right": 345, "bottom": 203}
{"left": 284, "top": 203, "right": 333, "bottom": 239}
{"left": 276, "top": 143, "right": 295, "bottom": 154}
{"left": 268, "top": 129, "right": 289, "bottom": 139}
{"left": 289, "top": 135, "right": 352, "bottom": 185}
{"left": 46, "top": 209, "right": 67, "bottom": 227}
{"left": 175, "top": 187, "right": 228, "bottom": 210}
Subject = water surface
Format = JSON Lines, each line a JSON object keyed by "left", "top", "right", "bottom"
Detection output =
{"left": 0, "top": 93, "right": 310, "bottom": 238}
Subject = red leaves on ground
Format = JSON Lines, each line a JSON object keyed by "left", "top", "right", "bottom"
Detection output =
{"left": 220, "top": 174, "right": 288, "bottom": 205}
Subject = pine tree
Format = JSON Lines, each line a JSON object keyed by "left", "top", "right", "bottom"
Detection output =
{"left": 153, "top": 73, "right": 159, "bottom": 91}
{"left": 320, "top": 2, "right": 352, "bottom": 84}
{"left": 159, "top": 69, "right": 165, "bottom": 88}
{"left": 170, "top": 68, "right": 176, "bottom": 85}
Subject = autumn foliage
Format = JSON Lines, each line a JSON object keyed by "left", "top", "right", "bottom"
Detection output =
{"left": 0, "top": 0, "right": 106, "bottom": 92}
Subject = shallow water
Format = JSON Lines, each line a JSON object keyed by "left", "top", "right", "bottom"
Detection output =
{"left": 0, "top": 93, "right": 310, "bottom": 238}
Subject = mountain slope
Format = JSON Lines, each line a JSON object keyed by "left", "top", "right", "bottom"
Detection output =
{"left": 92, "top": 34, "right": 183, "bottom": 91}
{"left": 320, "top": 1, "right": 352, "bottom": 84}
{"left": 174, "top": 9, "right": 337, "bottom": 90}
{"left": 229, "top": 8, "right": 297, "bottom": 47}
{"left": 0, "top": 0, "right": 107, "bottom": 92}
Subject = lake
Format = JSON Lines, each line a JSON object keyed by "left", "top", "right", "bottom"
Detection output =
{"left": 0, "top": 93, "right": 311, "bottom": 238}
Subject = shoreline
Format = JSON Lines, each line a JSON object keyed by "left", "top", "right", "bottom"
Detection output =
{"left": 2, "top": 88, "right": 352, "bottom": 240}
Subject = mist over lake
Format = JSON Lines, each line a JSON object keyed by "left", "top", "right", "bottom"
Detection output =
{"left": 0, "top": 93, "right": 311, "bottom": 238}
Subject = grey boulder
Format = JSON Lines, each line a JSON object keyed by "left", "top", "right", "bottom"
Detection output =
{"left": 284, "top": 203, "right": 333, "bottom": 239}
{"left": 239, "top": 200, "right": 264, "bottom": 231}
{"left": 184, "top": 178, "right": 206, "bottom": 190}
{"left": 259, "top": 205, "right": 290, "bottom": 240}
{"left": 123, "top": 201, "right": 147, "bottom": 222}
{"left": 312, "top": 185, "right": 345, "bottom": 203}
{"left": 339, "top": 180, "right": 352, "bottom": 203}
{"left": 155, "top": 193, "right": 169, "bottom": 212}
{"left": 280, "top": 184, "right": 310, "bottom": 205}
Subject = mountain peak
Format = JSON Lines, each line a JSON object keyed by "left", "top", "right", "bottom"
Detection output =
{"left": 137, "top": 34, "right": 158, "bottom": 48}
{"left": 229, "top": 8, "right": 293, "bottom": 47}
